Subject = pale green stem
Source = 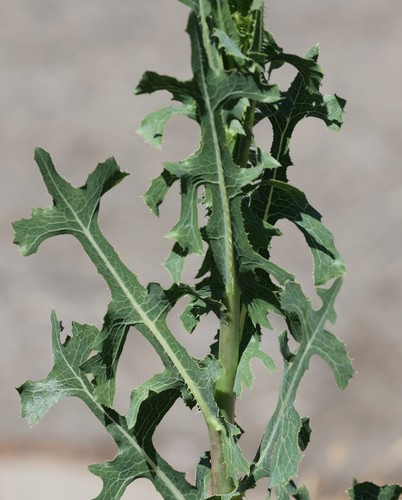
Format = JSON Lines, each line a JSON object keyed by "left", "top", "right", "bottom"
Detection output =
{"left": 208, "top": 5, "right": 264, "bottom": 495}
{"left": 215, "top": 283, "right": 241, "bottom": 423}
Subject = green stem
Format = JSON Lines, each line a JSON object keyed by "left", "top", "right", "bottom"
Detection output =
{"left": 215, "top": 283, "right": 241, "bottom": 424}
{"left": 208, "top": 5, "right": 264, "bottom": 495}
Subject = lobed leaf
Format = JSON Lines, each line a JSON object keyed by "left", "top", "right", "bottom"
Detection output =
{"left": 241, "top": 278, "right": 354, "bottom": 488}
{"left": 18, "top": 313, "right": 199, "bottom": 499}
{"left": 13, "top": 148, "right": 249, "bottom": 486}
{"left": 256, "top": 45, "right": 346, "bottom": 169}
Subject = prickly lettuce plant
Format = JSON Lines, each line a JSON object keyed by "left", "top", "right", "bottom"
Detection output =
{"left": 13, "top": 1, "right": 400, "bottom": 498}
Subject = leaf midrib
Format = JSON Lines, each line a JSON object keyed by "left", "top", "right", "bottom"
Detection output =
{"left": 42, "top": 157, "right": 223, "bottom": 435}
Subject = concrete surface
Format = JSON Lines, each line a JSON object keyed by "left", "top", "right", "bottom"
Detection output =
{"left": 1, "top": 0, "right": 402, "bottom": 498}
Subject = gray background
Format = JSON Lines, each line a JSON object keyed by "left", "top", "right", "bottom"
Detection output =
{"left": 1, "top": 1, "right": 401, "bottom": 498}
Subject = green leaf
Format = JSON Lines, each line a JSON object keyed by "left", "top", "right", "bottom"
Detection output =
{"left": 234, "top": 334, "right": 276, "bottom": 396}
{"left": 196, "top": 453, "right": 212, "bottom": 497}
{"left": 81, "top": 320, "right": 130, "bottom": 406}
{"left": 138, "top": 103, "right": 196, "bottom": 150}
{"left": 297, "top": 417, "right": 311, "bottom": 453}
{"left": 17, "top": 313, "right": 100, "bottom": 426}
{"left": 256, "top": 45, "right": 346, "bottom": 169}
{"left": 263, "top": 32, "right": 323, "bottom": 92}
{"left": 233, "top": 196, "right": 294, "bottom": 286}
{"left": 89, "top": 392, "right": 202, "bottom": 500}
{"left": 144, "top": 169, "right": 177, "bottom": 217}
{"left": 13, "top": 149, "right": 128, "bottom": 256}
{"left": 250, "top": 0, "right": 264, "bottom": 10}
{"left": 177, "top": 0, "right": 199, "bottom": 13}
{"left": 165, "top": 242, "right": 189, "bottom": 283}
{"left": 242, "top": 278, "right": 354, "bottom": 488}
{"left": 126, "top": 368, "right": 182, "bottom": 429}
{"left": 13, "top": 148, "right": 248, "bottom": 485}
{"left": 18, "top": 313, "right": 199, "bottom": 499}
{"left": 275, "top": 481, "right": 311, "bottom": 500}
{"left": 213, "top": 29, "right": 246, "bottom": 63}
{"left": 259, "top": 180, "right": 345, "bottom": 286}
{"left": 166, "top": 177, "right": 205, "bottom": 255}
{"left": 136, "top": 71, "right": 197, "bottom": 104}
{"left": 13, "top": 150, "right": 208, "bottom": 406}
{"left": 213, "top": 28, "right": 263, "bottom": 71}
{"left": 347, "top": 482, "right": 402, "bottom": 500}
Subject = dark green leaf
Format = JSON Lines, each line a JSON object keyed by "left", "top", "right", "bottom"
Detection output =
{"left": 347, "top": 482, "right": 402, "bottom": 500}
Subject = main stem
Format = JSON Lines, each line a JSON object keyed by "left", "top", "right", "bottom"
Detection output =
{"left": 210, "top": 102, "right": 258, "bottom": 497}
{"left": 208, "top": 4, "right": 264, "bottom": 495}
{"left": 210, "top": 284, "right": 241, "bottom": 496}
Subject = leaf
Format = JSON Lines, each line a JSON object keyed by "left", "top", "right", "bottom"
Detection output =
{"left": 256, "top": 180, "right": 345, "bottom": 286}
{"left": 166, "top": 177, "right": 204, "bottom": 256}
{"left": 297, "top": 417, "right": 311, "bottom": 452}
{"left": 256, "top": 45, "right": 346, "bottom": 169}
{"left": 249, "top": 44, "right": 346, "bottom": 287}
{"left": 275, "top": 481, "right": 311, "bottom": 500}
{"left": 18, "top": 313, "right": 199, "bottom": 499}
{"left": 13, "top": 150, "right": 205, "bottom": 404}
{"left": 250, "top": 0, "right": 264, "bottom": 10}
{"left": 165, "top": 242, "right": 189, "bottom": 283}
{"left": 126, "top": 368, "right": 182, "bottom": 429}
{"left": 177, "top": 0, "right": 199, "bottom": 13}
{"left": 347, "top": 482, "right": 402, "bottom": 500}
{"left": 136, "top": 71, "right": 197, "bottom": 104}
{"left": 263, "top": 32, "right": 323, "bottom": 92}
{"left": 13, "top": 148, "right": 248, "bottom": 485}
{"left": 138, "top": 102, "right": 196, "bottom": 150}
{"left": 17, "top": 313, "right": 100, "bottom": 426}
{"left": 213, "top": 28, "right": 263, "bottom": 71}
{"left": 144, "top": 169, "right": 177, "bottom": 217}
{"left": 213, "top": 29, "right": 246, "bottom": 64}
{"left": 242, "top": 278, "right": 354, "bottom": 488}
{"left": 89, "top": 392, "right": 202, "bottom": 500}
{"left": 196, "top": 453, "right": 212, "bottom": 498}
{"left": 232, "top": 196, "right": 294, "bottom": 286}
{"left": 234, "top": 333, "right": 276, "bottom": 396}
{"left": 81, "top": 319, "right": 130, "bottom": 406}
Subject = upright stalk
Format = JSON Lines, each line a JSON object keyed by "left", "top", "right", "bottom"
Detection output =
{"left": 209, "top": 6, "right": 264, "bottom": 494}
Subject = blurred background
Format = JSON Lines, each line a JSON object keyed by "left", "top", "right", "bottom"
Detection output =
{"left": 1, "top": 0, "right": 402, "bottom": 498}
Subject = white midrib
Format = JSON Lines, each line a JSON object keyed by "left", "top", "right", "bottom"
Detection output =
{"left": 43, "top": 159, "right": 223, "bottom": 450}
{"left": 82, "top": 229, "right": 221, "bottom": 427}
